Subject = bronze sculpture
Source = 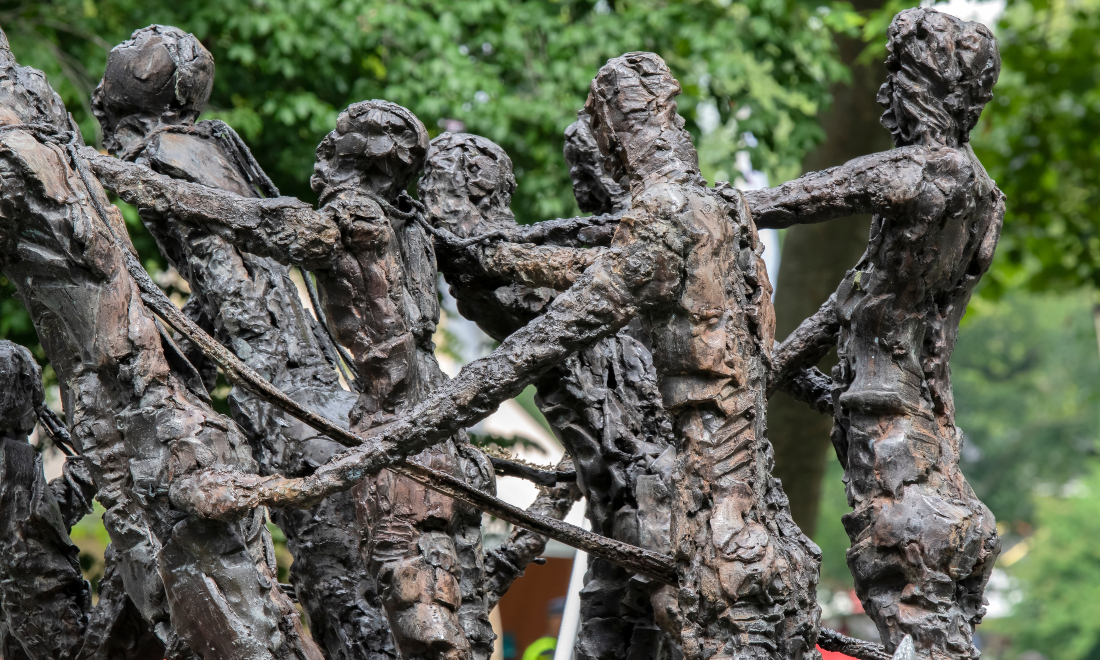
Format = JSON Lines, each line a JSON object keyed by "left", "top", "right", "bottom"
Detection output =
{"left": 0, "top": 27, "right": 321, "bottom": 658}
{"left": 91, "top": 25, "right": 399, "bottom": 660}
{"left": 0, "top": 9, "right": 1003, "bottom": 660}
{"left": 745, "top": 10, "right": 1003, "bottom": 658}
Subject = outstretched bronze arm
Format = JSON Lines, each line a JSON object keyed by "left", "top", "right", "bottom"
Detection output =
{"left": 742, "top": 146, "right": 959, "bottom": 229}
{"left": 84, "top": 148, "right": 340, "bottom": 270}
{"left": 90, "top": 149, "right": 597, "bottom": 291}
{"left": 166, "top": 232, "right": 664, "bottom": 519}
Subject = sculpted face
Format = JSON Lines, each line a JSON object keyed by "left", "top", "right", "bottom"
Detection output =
{"left": 312, "top": 100, "right": 429, "bottom": 201}
{"left": 91, "top": 25, "right": 214, "bottom": 153}
{"left": 878, "top": 8, "right": 1000, "bottom": 148}
{"left": 418, "top": 132, "right": 517, "bottom": 235}
{"left": 584, "top": 52, "right": 697, "bottom": 183}
{"left": 0, "top": 27, "right": 70, "bottom": 131}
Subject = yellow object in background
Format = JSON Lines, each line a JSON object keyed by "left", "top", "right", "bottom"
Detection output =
{"left": 521, "top": 636, "right": 556, "bottom": 660}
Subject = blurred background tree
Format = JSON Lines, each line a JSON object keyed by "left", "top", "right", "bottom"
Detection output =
{"left": 0, "top": 0, "right": 847, "bottom": 357}
{"left": 8, "top": 0, "right": 1100, "bottom": 657}
{"left": 975, "top": 0, "right": 1100, "bottom": 295}
{"left": 767, "top": 0, "right": 890, "bottom": 539}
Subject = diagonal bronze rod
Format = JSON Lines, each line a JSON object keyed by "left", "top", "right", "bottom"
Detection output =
{"left": 396, "top": 461, "right": 677, "bottom": 585}
{"left": 66, "top": 139, "right": 682, "bottom": 584}
{"left": 74, "top": 144, "right": 895, "bottom": 660}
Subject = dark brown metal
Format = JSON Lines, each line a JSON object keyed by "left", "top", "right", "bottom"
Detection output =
{"left": 488, "top": 456, "right": 578, "bottom": 487}
{"left": 90, "top": 26, "right": 396, "bottom": 659}
{"left": 0, "top": 31, "right": 323, "bottom": 658}
{"left": 397, "top": 460, "right": 678, "bottom": 585}
{"left": 816, "top": 629, "right": 894, "bottom": 660}
{"left": 0, "top": 11, "right": 1007, "bottom": 659}
{"left": 745, "top": 9, "right": 1003, "bottom": 658}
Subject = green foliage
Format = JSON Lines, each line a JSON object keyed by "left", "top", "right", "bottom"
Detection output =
{"left": 952, "top": 290, "right": 1100, "bottom": 528}
{"left": 972, "top": 0, "right": 1100, "bottom": 294}
{"left": 69, "top": 502, "right": 112, "bottom": 593}
{"left": 992, "top": 463, "right": 1100, "bottom": 660}
{"left": 0, "top": 0, "right": 847, "bottom": 358}
{"left": 3, "top": 0, "right": 846, "bottom": 214}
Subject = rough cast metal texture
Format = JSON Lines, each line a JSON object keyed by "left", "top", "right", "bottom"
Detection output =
{"left": 418, "top": 128, "right": 681, "bottom": 660}
{"left": 0, "top": 32, "right": 323, "bottom": 660}
{"left": 0, "top": 340, "right": 170, "bottom": 660}
{"left": 745, "top": 9, "right": 1003, "bottom": 659}
{"left": 87, "top": 53, "right": 821, "bottom": 660}
{"left": 579, "top": 53, "right": 821, "bottom": 660}
{"left": 0, "top": 341, "right": 89, "bottom": 660}
{"left": 71, "top": 15, "right": 1003, "bottom": 660}
{"left": 94, "top": 68, "right": 495, "bottom": 658}
{"left": 305, "top": 101, "right": 493, "bottom": 660}
{"left": 482, "top": 459, "right": 582, "bottom": 610}
{"left": 91, "top": 25, "right": 398, "bottom": 660}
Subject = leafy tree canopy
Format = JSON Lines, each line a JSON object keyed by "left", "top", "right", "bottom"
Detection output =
{"left": 973, "top": 0, "right": 1100, "bottom": 294}
{"left": 3, "top": 0, "right": 847, "bottom": 213}
{"left": 0, "top": 0, "right": 849, "bottom": 357}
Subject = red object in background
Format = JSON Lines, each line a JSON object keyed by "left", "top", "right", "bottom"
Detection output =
{"left": 847, "top": 589, "right": 865, "bottom": 614}
{"left": 497, "top": 557, "right": 573, "bottom": 658}
{"left": 818, "top": 646, "right": 858, "bottom": 660}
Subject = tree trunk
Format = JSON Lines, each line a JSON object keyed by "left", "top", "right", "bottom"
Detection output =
{"left": 767, "top": 1, "right": 893, "bottom": 537}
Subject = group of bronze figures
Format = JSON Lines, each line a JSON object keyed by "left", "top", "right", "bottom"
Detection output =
{"left": 0, "top": 8, "right": 1002, "bottom": 660}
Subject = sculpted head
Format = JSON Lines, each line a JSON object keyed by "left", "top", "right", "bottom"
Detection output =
{"left": 563, "top": 109, "right": 629, "bottom": 214}
{"left": 878, "top": 8, "right": 1000, "bottom": 148}
{"left": 583, "top": 52, "right": 699, "bottom": 184}
{"left": 312, "top": 100, "right": 429, "bottom": 203}
{"left": 0, "top": 27, "right": 71, "bottom": 131}
{"left": 418, "top": 132, "right": 516, "bottom": 235}
{"left": 91, "top": 25, "right": 215, "bottom": 154}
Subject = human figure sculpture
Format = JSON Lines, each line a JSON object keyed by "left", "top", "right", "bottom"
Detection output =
{"left": 0, "top": 30, "right": 322, "bottom": 660}
{"left": 578, "top": 53, "right": 821, "bottom": 660}
{"left": 82, "top": 16, "right": 1006, "bottom": 660}
{"left": 91, "top": 25, "right": 398, "bottom": 660}
{"left": 0, "top": 341, "right": 90, "bottom": 660}
{"left": 306, "top": 101, "right": 495, "bottom": 660}
{"left": 91, "top": 94, "right": 495, "bottom": 660}
{"left": 0, "top": 343, "right": 154, "bottom": 660}
{"left": 89, "top": 52, "right": 820, "bottom": 660}
{"left": 419, "top": 129, "right": 682, "bottom": 660}
{"left": 744, "top": 9, "right": 1002, "bottom": 659}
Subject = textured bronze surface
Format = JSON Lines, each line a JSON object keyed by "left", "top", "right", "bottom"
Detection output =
{"left": 91, "top": 26, "right": 396, "bottom": 660}
{"left": 0, "top": 11, "right": 1003, "bottom": 660}
{"left": 0, "top": 29, "right": 321, "bottom": 659}
{"left": 746, "top": 10, "right": 1003, "bottom": 659}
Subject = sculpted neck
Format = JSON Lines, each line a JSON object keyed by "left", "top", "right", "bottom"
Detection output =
{"left": 104, "top": 112, "right": 191, "bottom": 158}
{"left": 896, "top": 129, "right": 957, "bottom": 150}
{"left": 318, "top": 174, "right": 404, "bottom": 207}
